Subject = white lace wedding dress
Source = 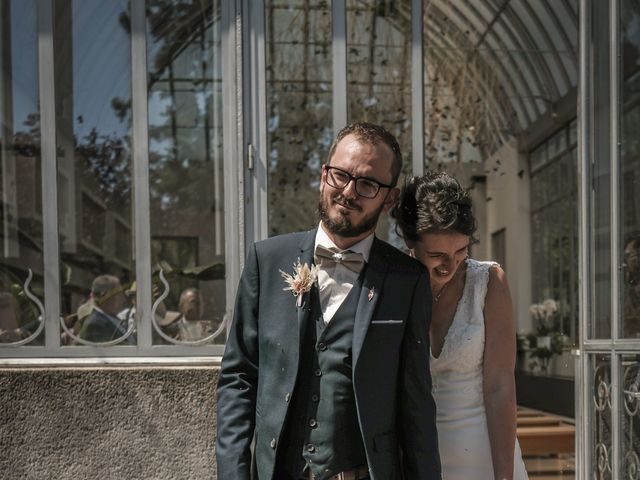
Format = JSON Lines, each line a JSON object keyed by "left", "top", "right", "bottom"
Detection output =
{"left": 430, "top": 259, "right": 528, "bottom": 479}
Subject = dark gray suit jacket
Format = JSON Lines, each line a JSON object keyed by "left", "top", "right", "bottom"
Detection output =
{"left": 216, "top": 229, "right": 441, "bottom": 480}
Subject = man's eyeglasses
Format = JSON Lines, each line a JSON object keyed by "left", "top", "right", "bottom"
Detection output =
{"left": 323, "top": 165, "right": 394, "bottom": 199}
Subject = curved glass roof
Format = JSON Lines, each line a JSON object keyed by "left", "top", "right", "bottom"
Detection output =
{"left": 421, "top": 0, "right": 578, "bottom": 138}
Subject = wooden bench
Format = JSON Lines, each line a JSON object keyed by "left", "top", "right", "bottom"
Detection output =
{"left": 516, "top": 407, "right": 575, "bottom": 456}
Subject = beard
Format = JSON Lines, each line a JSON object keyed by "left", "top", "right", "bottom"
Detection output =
{"left": 318, "top": 193, "right": 384, "bottom": 238}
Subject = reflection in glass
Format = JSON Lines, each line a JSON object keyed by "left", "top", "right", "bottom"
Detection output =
{"left": 147, "top": 0, "right": 225, "bottom": 345}
{"left": 265, "top": 0, "right": 332, "bottom": 236}
{"left": 346, "top": 0, "right": 411, "bottom": 243}
{"left": 530, "top": 126, "right": 579, "bottom": 342}
{"left": 0, "top": 0, "right": 44, "bottom": 346}
{"left": 621, "top": 0, "right": 640, "bottom": 338}
{"left": 622, "top": 355, "right": 640, "bottom": 478}
{"left": 55, "top": 0, "right": 136, "bottom": 346}
{"left": 592, "top": 354, "right": 612, "bottom": 479}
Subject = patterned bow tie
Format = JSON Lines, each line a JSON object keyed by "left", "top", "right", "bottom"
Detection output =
{"left": 314, "top": 245, "right": 365, "bottom": 273}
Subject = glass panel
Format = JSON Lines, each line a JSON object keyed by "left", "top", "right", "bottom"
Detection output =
{"left": 347, "top": 0, "right": 411, "bottom": 243}
{"left": 530, "top": 143, "right": 547, "bottom": 173}
{"left": 530, "top": 130, "right": 579, "bottom": 345}
{"left": 0, "top": 0, "right": 44, "bottom": 346}
{"left": 621, "top": 0, "right": 640, "bottom": 338}
{"left": 265, "top": 0, "right": 332, "bottom": 237}
{"left": 591, "top": 0, "right": 612, "bottom": 339}
{"left": 52, "top": 0, "right": 135, "bottom": 347}
{"left": 569, "top": 118, "right": 577, "bottom": 147}
{"left": 592, "top": 354, "right": 613, "bottom": 479}
{"left": 422, "top": 0, "right": 549, "bottom": 164}
{"left": 622, "top": 355, "right": 640, "bottom": 478}
{"left": 147, "top": 0, "right": 225, "bottom": 345}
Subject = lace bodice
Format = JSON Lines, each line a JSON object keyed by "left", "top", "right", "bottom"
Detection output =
{"left": 430, "top": 259, "right": 495, "bottom": 380}
{"left": 429, "top": 259, "right": 529, "bottom": 480}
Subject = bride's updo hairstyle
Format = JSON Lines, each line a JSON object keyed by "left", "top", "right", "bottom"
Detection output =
{"left": 392, "top": 171, "right": 478, "bottom": 244}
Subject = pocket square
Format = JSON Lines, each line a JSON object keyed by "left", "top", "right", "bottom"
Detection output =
{"left": 370, "top": 319, "right": 404, "bottom": 325}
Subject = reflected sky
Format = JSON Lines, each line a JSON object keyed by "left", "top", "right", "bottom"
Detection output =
{"left": 7, "top": 0, "right": 37, "bottom": 133}
{"left": 71, "top": 0, "right": 131, "bottom": 140}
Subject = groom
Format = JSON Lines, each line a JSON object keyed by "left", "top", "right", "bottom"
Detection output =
{"left": 216, "top": 122, "right": 441, "bottom": 480}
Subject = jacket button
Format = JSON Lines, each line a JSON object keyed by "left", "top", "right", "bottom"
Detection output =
{"left": 285, "top": 392, "right": 290, "bottom": 402}
{"left": 270, "top": 438, "right": 276, "bottom": 449}
{"left": 317, "top": 342, "right": 327, "bottom": 351}
{"left": 309, "top": 418, "right": 318, "bottom": 428}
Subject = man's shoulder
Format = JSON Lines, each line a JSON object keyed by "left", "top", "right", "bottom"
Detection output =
{"left": 374, "top": 238, "right": 426, "bottom": 276}
{"left": 254, "top": 230, "right": 312, "bottom": 253}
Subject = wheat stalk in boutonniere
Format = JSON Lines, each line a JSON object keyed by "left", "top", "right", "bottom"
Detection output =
{"left": 280, "top": 259, "right": 319, "bottom": 308}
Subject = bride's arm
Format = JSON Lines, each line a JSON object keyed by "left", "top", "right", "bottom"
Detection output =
{"left": 483, "top": 265, "right": 518, "bottom": 480}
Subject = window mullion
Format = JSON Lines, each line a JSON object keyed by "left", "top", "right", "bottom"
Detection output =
{"left": 412, "top": 0, "right": 424, "bottom": 176}
{"left": 332, "top": 0, "right": 347, "bottom": 133}
{"left": 38, "top": 0, "right": 60, "bottom": 350}
{"left": 131, "top": 0, "right": 152, "bottom": 350}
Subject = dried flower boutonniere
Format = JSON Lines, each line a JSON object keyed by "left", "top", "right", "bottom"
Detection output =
{"left": 280, "top": 259, "right": 319, "bottom": 308}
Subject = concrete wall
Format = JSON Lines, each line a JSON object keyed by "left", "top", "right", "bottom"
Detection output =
{"left": 0, "top": 367, "right": 219, "bottom": 480}
{"left": 446, "top": 148, "right": 532, "bottom": 335}
{"left": 484, "top": 140, "right": 533, "bottom": 334}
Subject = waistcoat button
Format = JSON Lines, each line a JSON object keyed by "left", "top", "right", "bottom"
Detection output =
{"left": 314, "top": 369, "right": 322, "bottom": 377}
{"left": 309, "top": 418, "right": 317, "bottom": 428}
{"left": 306, "top": 443, "right": 315, "bottom": 453}
{"left": 317, "top": 342, "right": 327, "bottom": 351}
{"left": 270, "top": 438, "right": 276, "bottom": 449}
{"left": 284, "top": 392, "right": 290, "bottom": 402}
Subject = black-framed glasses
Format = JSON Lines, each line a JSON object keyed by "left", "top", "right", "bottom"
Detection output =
{"left": 323, "top": 165, "right": 394, "bottom": 199}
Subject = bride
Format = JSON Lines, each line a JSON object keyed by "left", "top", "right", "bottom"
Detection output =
{"left": 392, "top": 171, "right": 528, "bottom": 480}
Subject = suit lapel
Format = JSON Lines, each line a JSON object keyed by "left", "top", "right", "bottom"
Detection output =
{"left": 295, "top": 229, "right": 317, "bottom": 352}
{"left": 352, "top": 237, "right": 389, "bottom": 365}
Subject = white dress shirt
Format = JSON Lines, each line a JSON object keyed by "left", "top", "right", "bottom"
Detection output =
{"left": 314, "top": 223, "right": 374, "bottom": 324}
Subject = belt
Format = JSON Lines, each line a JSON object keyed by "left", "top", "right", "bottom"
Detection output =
{"left": 306, "top": 465, "right": 369, "bottom": 480}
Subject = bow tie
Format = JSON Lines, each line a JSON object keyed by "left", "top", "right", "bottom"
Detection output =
{"left": 314, "top": 245, "right": 365, "bottom": 273}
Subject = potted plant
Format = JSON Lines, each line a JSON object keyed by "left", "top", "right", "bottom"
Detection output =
{"left": 529, "top": 299, "right": 560, "bottom": 349}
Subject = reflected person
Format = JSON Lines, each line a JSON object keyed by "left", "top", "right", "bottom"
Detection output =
{"left": 78, "top": 274, "right": 135, "bottom": 344}
{"left": 161, "top": 287, "right": 210, "bottom": 341}
{"left": 624, "top": 236, "right": 640, "bottom": 337}
{"left": 0, "top": 291, "right": 25, "bottom": 343}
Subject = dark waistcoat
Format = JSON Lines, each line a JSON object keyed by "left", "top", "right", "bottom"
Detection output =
{"left": 275, "top": 276, "right": 367, "bottom": 480}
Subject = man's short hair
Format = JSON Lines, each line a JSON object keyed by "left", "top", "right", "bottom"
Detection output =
{"left": 91, "top": 275, "right": 120, "bottom": 297}
{"left": 179, "top": 287, "right": 201, "bottom": 304}
{"left": 326, "top": 122, "right": 403, "bottom": 186}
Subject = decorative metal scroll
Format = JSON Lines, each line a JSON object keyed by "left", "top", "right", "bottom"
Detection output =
{"left": 623, "top": 361, "right": 640, "bottom": 480}
{"left": 594, "top": 361, "right": 612, "bottom": 478}
{"left": 0, "top": 269, "right": 46, "bottom": 347}
{"left": 59, "top": 312, "right": 136, "bottom": 347}
{"left": 151, "top": 269, "right": 227, "bottom": 346}
{"left": 595, "top": 443, "right": 612, "bottom": 477}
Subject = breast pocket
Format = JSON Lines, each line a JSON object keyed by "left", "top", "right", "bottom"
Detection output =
{"left": 370, "top": 319, "right": 404, "bottom": 325}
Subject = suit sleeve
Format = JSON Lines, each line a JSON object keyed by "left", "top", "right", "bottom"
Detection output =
{"left": 216, "top": 243, "right": 260, "bottom": 480}
{"left": 399, "top": 269, "right": 442, "bottom": 479}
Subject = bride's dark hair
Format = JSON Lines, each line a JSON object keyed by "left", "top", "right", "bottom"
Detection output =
{"left": 391, "top": 171, "right": 478, "bottom": 243}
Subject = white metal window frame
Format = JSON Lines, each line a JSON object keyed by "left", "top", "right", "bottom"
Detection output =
{"left": 2, "top": 0, "right": 427, "bottom": 364}
{"left": 0, "top": 0, "right": 243, "bottom": 365}
{"left": 576, "top": 0, "right": 640, "bottom": 477}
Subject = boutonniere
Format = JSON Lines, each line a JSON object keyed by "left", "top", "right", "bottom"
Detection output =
{"left": 280, "top": 259, "right": 319, "bottom": 308}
